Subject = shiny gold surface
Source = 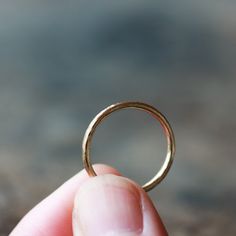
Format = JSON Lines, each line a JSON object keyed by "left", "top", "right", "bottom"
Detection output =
{"left": 82, "top": 101, "right": 176, "bottom": 192}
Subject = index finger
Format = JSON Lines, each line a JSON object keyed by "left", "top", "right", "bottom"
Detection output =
{"left": 10, "top": 164, "right": 120, "bottom": 236}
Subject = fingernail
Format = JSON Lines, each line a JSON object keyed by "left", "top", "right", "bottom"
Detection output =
{"left": 73, "top": 174, "right": 143, "bottom": 236}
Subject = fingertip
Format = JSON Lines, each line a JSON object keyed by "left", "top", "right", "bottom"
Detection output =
{"left": 73, "top": 174, "right": 168, "bottom": 236}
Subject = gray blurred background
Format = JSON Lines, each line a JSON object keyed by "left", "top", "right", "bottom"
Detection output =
{"left": 0, "top": 0, "right": 236, "bottom": 235}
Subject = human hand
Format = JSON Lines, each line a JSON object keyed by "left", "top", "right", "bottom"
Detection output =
{"left": 10, "top": 164, "right": 168, "bottom": 236}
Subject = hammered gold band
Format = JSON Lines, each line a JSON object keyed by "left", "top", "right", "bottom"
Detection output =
{"left": 82, "top": 101, "right": 175, "bottom": 192}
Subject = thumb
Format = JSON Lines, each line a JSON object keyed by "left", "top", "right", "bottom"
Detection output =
{"left": 73, "top": 174, "right": 168, "bottom": 236}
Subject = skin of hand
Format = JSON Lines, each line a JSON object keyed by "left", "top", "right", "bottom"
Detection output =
{"left": 10, "top": 164, "right": 168, "bottom": 236}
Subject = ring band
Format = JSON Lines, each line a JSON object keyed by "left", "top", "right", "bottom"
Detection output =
{"left": 82, "top": 101, "right": 175, "bottom": 192}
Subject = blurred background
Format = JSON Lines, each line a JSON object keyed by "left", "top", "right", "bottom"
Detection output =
{"left": 0, "top": 0, "right": 236, "bottom": 235}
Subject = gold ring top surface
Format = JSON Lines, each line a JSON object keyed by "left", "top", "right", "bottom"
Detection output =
{"left": 82, "top": 101, "right": 175, "bottom": 192}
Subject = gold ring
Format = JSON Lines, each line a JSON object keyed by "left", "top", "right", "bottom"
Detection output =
{"left": 82, "top": 101, "right": 175, "bottom": 192}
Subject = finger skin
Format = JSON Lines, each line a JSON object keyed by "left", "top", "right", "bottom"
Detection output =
{"left": 10, "top": 164, "right": 120, "bottom": 236}
{"left": 73, "top": 174, "right": 168, "bottom": 236}
{"left": 10, "top": 164, "right": 168, "bottom": 236}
